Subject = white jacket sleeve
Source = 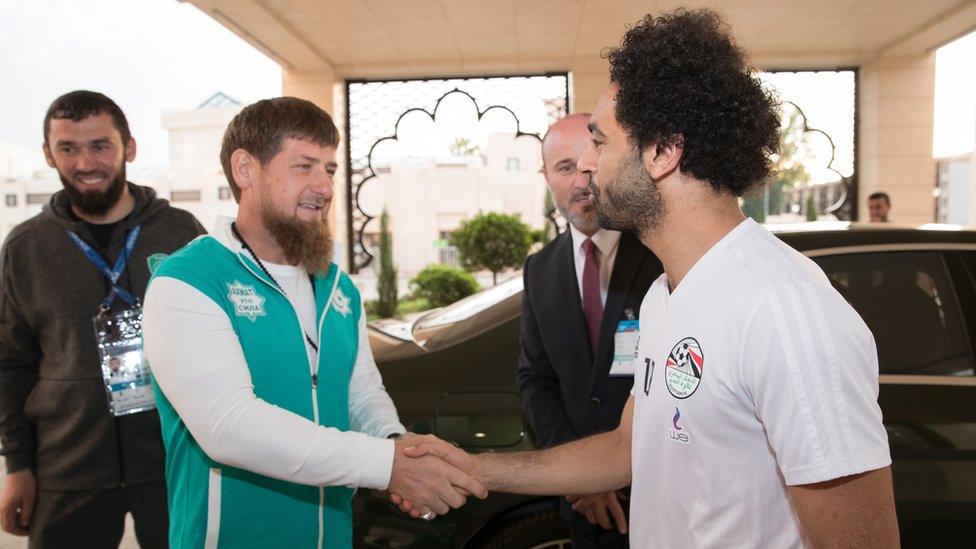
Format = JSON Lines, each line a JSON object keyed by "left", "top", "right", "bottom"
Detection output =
{"left": 348, "top": 305, "right": 406, "bottom": 438}
{"left": 143, "top": 276, "right": 395, "bottom": 490}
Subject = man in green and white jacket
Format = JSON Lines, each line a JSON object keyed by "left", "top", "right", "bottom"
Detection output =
{"left": 143, "top": 97, "right": 485, "bottom": 548}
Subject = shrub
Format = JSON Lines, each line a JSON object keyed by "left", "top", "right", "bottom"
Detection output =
{"left": 410, "top": 265, "right": 479, "bottom": 308}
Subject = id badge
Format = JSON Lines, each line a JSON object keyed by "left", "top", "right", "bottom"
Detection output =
{"left": 94, "top": 308, "right": 156, "bottom": 416}
{"left": 609, "top": 319, "right": 640, "bottom": 376}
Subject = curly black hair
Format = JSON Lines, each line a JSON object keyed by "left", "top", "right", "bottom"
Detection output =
{"left": 606, "top": 9, "right": 780, "bottom": 196}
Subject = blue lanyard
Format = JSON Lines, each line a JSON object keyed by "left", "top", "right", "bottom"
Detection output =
{"left": 66, "top": 225, "right": 142, "bottom": 313}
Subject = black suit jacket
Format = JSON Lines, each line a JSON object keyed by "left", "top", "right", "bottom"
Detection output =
{"left": 517, "top": 231, "right": 662, "bottom": 449}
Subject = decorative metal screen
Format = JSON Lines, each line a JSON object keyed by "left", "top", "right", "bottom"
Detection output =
{"left": 346, "top": 74, "right": 569, "bottom": 273}
{"left": 750, "top": 70, "right": 858, "bottom": 223}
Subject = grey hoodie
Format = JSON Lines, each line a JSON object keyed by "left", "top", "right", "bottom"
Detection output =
{"left": 0, "top": 183, "right": 205, "bottom": 490}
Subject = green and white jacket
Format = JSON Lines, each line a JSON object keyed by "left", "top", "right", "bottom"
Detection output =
{"left": 143, "top": 217, "right": 404, "bottom": 548}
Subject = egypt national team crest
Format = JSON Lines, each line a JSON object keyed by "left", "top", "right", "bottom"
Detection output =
{"left": 665, "top": 337, "right": 704, "bottom": 399}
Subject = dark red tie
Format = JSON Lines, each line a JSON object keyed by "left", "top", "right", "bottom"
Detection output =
{"left": 582, "top": 238, "right": 603, "bottom": 352}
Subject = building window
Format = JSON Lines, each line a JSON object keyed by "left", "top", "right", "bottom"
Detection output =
{"left": 438, "top": 246, "right": 461, "bottom": 268}
{"left": 170, "top": 190, "right": 201, "bottom": 202}
{"left": 218, "top": 186, "right": 232, "bottom": 200}
{"left": 26, "top": 193, "right": 51, "bottom": 205}
{"left": 5, "top": 194, "right": 17, "bottom": 207}
{"left": 506, "top": 158, "right": 520, "bottom": 172}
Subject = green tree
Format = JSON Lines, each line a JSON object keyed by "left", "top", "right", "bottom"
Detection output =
{"left": 805, "top": 192, "right": 818, "bottom": 222}
{"left": 742, "top": 108, "right": 811, "bottom": 222}
{"left": 375, "top": 208, "right": 398, "bottom": 318}
{"left": 450, "top": 212, "right": 533, "bottom": 285}
{"left": 410, "top": 265, "right": 479, "bottom": 307}
{"left": 448, "top": 137, "right": 480, "bottom": 157}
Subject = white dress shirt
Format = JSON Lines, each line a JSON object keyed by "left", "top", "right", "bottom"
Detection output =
{"left": 569, "top": 224, "right": 622, "bottom": 306}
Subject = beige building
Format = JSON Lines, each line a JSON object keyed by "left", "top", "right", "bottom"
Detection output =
{"left": 158, "top": 92, "right": 243, "bottom": 226}
{"left": 0, "top": 142, "right": 56, "bottom": 239}
{"left": 361, "top": 133, "right": 546, "bottom": 277}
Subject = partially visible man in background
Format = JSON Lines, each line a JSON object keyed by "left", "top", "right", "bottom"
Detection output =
{"left": 0, "top": 90, "right": 205, "bottom": 547}
{"left": 868, "top": 191, "right": 891, "bottom": 222}
{"left": 517, "top": 114, "right": 660, "bottom": 546}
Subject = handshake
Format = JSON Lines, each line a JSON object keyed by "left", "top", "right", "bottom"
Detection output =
{"left": 385, "top": 433, "right": 487, "bottom": 521}
{"left": 384, "top": 431, "right": 630, "bottom": 533}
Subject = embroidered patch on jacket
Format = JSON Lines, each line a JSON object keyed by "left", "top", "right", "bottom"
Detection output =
{"left": 226, "top": 280, "right": 266, "bottom": 321}
{"left": 332, "top": 287, "right": 352, "bottom": 317}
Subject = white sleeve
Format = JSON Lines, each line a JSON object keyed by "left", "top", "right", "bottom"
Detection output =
{"left": 348, "top": 304, "right": 406, "bottom": 438}
{"left": 143, "top": 277, "right": 395, "bottom": 490}
{"left": 738, "top": 280, "right": 891, "bottom": 486}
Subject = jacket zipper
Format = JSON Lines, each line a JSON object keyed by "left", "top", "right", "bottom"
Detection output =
{"left": 238, "top": 256, "right": 338, "bottom": 549}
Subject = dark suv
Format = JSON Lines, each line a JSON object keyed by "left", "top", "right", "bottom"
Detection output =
{"left": 354, "top": 223, "right": 976, "bottom": 548}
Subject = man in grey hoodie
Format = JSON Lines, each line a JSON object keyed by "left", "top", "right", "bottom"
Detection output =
{"left": 0, "top": 91, "right": 205, "bottom": 548}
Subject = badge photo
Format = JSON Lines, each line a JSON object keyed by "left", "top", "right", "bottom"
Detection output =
{"left": 665, "top": 337, "right": 704, "bottom": 399}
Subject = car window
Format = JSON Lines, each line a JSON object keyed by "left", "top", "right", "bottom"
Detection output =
{"left": 814, "top": 251, "right": 974, "bottom": 376}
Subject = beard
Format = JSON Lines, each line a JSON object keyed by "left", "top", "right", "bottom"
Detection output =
{"left": 59, "top": 163, "right": 127, "bottom": 217}
{"left": 558, "top": 204, "right": 600, "bottom": 235}
{"left": 259, "top": 185, "right": 334, "bottom": 274}
{"left": 557, "top": 185, "right": 602, "bottom": 235}
{"left": 591, "top": 149, "right": 665, "bottom": 237}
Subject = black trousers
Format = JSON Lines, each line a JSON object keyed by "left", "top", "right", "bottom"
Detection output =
{"left": 558, "top": 496, "right": 629, "bottom": 549}
{"left": 29, "top": 481, "right": 168, "bottom": 549}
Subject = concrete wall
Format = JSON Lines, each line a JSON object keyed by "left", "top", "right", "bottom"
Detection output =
{"left": 858, "top": 54, "right": 937, "bottom": 224}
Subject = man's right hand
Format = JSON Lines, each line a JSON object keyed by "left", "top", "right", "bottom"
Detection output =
{"left": 387, "top": 435, "right": 487, "bottom": 518}
{"left": 0, "top": 469, "right": 35, "bottom": 536}
{"left": 567, "top": 490, "right": 628, "bottom": 533}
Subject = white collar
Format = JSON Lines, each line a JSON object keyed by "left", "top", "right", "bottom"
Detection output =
{"left": 569, "top": 224, "right": 622, "bottom": 257}
{"left": 212, "top": 215, "right": 244, "bottom": 255}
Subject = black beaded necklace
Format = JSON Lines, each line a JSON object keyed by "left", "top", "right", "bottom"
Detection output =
{"left": 231, "top": 222, "right": 319, "bottom": 353}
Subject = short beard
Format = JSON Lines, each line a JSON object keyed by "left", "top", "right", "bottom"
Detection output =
{"left": 59, "top": 164, "right": 127, "bottom": 217}
{"left": 557, "top": 205, "right": 601, "bottom": 235}
{"left": 259, "top": 187, "right": 333, "bottom": 274}
{"left": 591, "top": 150, "right": 665, "bottom": 237}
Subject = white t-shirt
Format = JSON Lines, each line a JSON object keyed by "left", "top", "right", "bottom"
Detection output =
{"left": 263, "top": 261, "right": 318, "bottom": 365}
{"left": 630, "top": 218, "right": 891, "bottom": 547}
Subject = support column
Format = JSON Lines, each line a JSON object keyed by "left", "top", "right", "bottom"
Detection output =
{"left": 970, "top": 148, "right": 976, "bottom": 225}
{"left": 859, "top": 54, "right": 937, "bottom": 224}
{"left": 283, "top": 68, "right": 350, "bottom": 270}
{"left": 570, "top": 57, "right": 609, "bottom": 114}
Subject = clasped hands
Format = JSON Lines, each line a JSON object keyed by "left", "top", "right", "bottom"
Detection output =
{"left": 386, "top": 434, "right": 485, "bottom": 520}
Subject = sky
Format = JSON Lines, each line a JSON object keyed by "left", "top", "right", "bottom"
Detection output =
{"left": 934, "top": 30, "right": 976, "bottom": 159}
{"left": 0, "top": 0, "right": 281, "bottom": 169}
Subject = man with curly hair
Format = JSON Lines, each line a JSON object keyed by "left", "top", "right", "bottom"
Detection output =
{"left": 394, "top": 9, "right": 899, "bottom": 547}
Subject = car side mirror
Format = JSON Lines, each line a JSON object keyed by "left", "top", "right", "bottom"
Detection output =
{"left": 433, "top": 391, "right": 525, "bottom": 449}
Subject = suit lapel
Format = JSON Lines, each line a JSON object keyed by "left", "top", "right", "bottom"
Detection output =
{"left": 555, "top": 232, "right": 594, "bottom": 368}
{"left": 591, "top": 233, "right": 647, "bottom": 385}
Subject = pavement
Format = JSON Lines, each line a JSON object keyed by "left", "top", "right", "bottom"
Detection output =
{"left": 0, "top": 465, "right": 140, "bottom": 548}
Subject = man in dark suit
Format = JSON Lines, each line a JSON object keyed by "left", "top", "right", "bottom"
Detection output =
{"left": 517, "top": 114, "right": 661, "bottom": 547}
